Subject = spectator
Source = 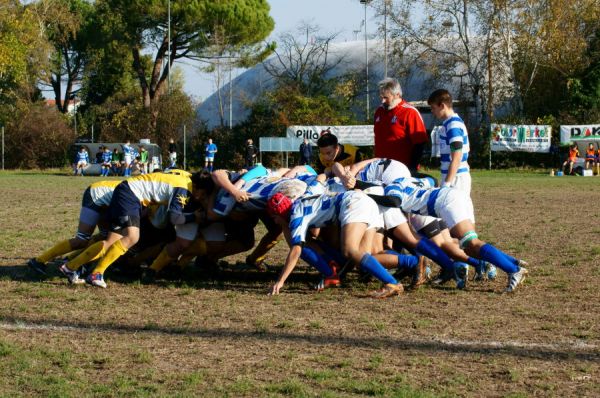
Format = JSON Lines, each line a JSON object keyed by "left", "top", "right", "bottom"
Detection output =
{"left": 111, "top": 147, "right": 123, "bottom": 176}
{"left": 204, "top": 138, "right": 218, "bottom": 172}
{"left": 168, "top": 138, "right": 177, "bottom": 168}
{"left": 299, "top": 138, "right": 313, "bottom": 165}
{"left": 100, "top": 146, "right": 113, "bottom": 176}
{"left": 585, "top": 143, "right": 596, "bottom": 171}
{"left": 74, "top": 146, "right": 89, "bottom": 176}
{"left": 122, "top": 140, "right": 135, "bottom": 176}
{"left": 244, "top": 138, "right": 258, "bottom": 169}
{"left": 562, "top": 143, "right": 580, "bottom": 175}
{"left": 373, "top": 77, "right": 428, "bottom": 172}
{"left": 95, "top": 146, "right": 104, "bottom": 164}
{"left": 139, "top": 146, "right": 149, "bottom": 174}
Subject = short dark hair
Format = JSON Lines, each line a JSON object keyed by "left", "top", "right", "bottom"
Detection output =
{"left": 427, "top": 89, "right": 453, "bottom": 107}
{"left": 317, "top": 131, "right": 338, "bottom": 148}
{"left": 191, "top": 171, "right": 215, "bottom": 193}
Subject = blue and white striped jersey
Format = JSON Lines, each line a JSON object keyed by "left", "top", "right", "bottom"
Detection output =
{"left": 213, "top": 176, "right": 307, "bottom": 216}
{"left": 288, "top": 192, "right": 347, "bottom": 246}
{"left": 75, "top": 150, "right": 89, "bottom": 163}
{"left": 438, "top": 114, "right": 470, "bottom": 177}
{"left": 356, "top": 158, "right": 411, "bottom": 185}
{"left": 384, "top": 177, "right": 440, "bottom": 216}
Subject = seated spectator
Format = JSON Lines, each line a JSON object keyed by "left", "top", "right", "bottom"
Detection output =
{"left": 73, "top": 146, "right": 89, "bottom": 176}
{"left": 95, "top": 147, "right": 104, "bottom": 164}
{"left": 585, "top": 143, "right": 596, "bottom": 171}
{"left": 562, "top": 143, "right": 579, "bottom": 175}
{"left": 111, "top": 147, "right": 123, "bottom": 176}
{"left": 139, "top": 146, "right": 149, "bottom": 174}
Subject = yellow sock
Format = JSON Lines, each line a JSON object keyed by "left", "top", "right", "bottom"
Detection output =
{"left": 65, "top": 241, "right": 106, "bottom": 271}
{"left": 37, "top": 240, "right": 73, "bottom": 263}
{"left": 128, "top": 245, "right": 162, "bottom": 268}
{"left": 149, "top": 248, "right": 175, "bottom": 272}
{"left": 65, "top": 248, "right": 84, "bottom": 261}
{"left": 176, "top": 238, "right": 207, "bottom": 269}
{"left": 91, "top": 240, "right": 128, "bottom": 275}
{"left": 247, "top": 238, "right": 280, "bottom": 265}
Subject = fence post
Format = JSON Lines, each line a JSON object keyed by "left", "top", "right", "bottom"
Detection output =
{"left": 1, "top": 125, "right": 4, "bottom": 170}
{"left": 488, "top": 125, "right": 492, "bottom": 170}
{"left": 183, "top": 124, "right": 187, "bottom": 170}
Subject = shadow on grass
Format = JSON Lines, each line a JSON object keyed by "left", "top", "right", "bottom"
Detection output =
{"left": 1, "top": 314, "right": 598, "bottom": 363}
{"left": 0, "top": 262, "right": 322, "bottom": 293}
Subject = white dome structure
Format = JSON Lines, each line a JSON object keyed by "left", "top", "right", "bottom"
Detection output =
{"left": 196, "top": 39, "right": 508, "bottom": 130}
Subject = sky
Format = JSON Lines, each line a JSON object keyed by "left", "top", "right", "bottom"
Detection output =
{"left": 179, "top": 0, "right": 378, "bottom": 102}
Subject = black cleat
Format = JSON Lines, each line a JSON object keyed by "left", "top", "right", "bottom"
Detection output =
{"left": 27, "top": 258, "right": 47, "bottom": 276}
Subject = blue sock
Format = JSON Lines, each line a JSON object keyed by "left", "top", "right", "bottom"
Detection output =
{"left": 301, "top": 247, "right": 334, "bottom": 277}
{"left": 415, "top": 239, "right": 454, "bottom": 271}
{"left": 465, "top": 257, "right": 486, "bottom": 268}
{"left": 359, "top": 254, "right": 397, "bottom": 284}
{"left": 315, "top": 241, "right": 346, "bottom": 266}
{"left": 384, "top": 250, "right": 418, "bottom": 271}
{"left": 478, "top": 244, "right": 519, "bottom": 274}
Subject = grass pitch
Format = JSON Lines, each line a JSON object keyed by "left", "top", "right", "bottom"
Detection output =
{"left": 0, "top": 169, "right": 599, "bottom": 397}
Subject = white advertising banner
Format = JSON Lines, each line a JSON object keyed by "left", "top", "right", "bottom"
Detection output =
{"left": 559, "top": 125, "right": 600, "bottom": 143}
{"left": 286, "top": 125, "right": 374, "bottom": 146}
{"left": 490, "top": 124, "right": 552, "bottom": 153}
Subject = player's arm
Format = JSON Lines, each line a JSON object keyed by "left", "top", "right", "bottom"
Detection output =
{"left": 347, "top": 158, "right": 381, "bottom": 177}
{"left": 211, "top": 169, "right": 249, "bottom": 202}
{"left": 269, "top": 244, "right": 302, "bottom": 295}
{"left": 445, "top": 142, "right": 463, "bottom": 187}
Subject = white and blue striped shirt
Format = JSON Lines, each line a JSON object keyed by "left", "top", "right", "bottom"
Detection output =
{"left": 289, "top": 192, "right": 348, "bottom": 246}
{"left": 438, "top": 114, "right": 470, "bottom": 177}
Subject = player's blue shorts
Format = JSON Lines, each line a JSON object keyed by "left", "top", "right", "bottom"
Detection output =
{"left": 108, "top": 182, "right": 141, "bottom": 230}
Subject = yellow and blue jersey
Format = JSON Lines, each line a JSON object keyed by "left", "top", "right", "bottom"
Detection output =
{"left": 125, "top": 173, "right": 193, "bottom": 220}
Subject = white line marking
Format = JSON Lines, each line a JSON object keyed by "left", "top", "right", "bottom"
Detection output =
{"left": 0, "top": 321, "right": 597, "bottom": 353}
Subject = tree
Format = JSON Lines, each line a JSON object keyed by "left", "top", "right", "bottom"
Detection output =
{"left": 385, "top": 0, "right": 505, "bottom": 126}
{"left": 96, "top": 0, "right": 275, "bottom": 130}
{"left": 34, "top": 0, "right": 95, "bottom": 113}
{"left": 0, "top": 0, "right": 50, "bottom": 114}
{"left": 262, "top": 23, "right": 345, "bottom": 97}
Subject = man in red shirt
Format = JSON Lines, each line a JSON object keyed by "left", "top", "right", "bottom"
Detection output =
{"left": 373, "top": 78, "right": 428, "bottom": 171}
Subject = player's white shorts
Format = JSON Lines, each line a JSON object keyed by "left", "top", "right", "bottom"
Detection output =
{"left": 339, "top": 191, "right": 382, "bottom": 230}
{"left": 199, "top": 222, "right": 226, "bottom": 242}
{"left": 76, "top": 160, "right": 88, "bottom": 167}
{"left": 174, "top": 222, "right": 199, "bottom": 241}
{"left": 124, "top": 155, "right": 133, "bottom": 165}
{"left": 169, "top": 152, "right": 177, "bottom": 162}
{"left": 442, "top": 172, "right": 471, "bottom": 197}
{"left": 408, "top": 214, "right": 439, "bottom": 233}
{"left": 205, "top": 156, "right": 215, "bottom": 162}
{"left": 433, "top": 188, "right": 474, "bottom": 230}
{"left": 363, "top": 185, "right": 407, "bottom": 230}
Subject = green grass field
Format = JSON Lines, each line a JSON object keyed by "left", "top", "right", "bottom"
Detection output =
{"left": 0, "top": 169, "right": 599, "bottom": 397}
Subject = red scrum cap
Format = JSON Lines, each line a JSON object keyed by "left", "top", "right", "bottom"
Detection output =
{"left": 267, "top": 192, "right": 292, "bottom": 218}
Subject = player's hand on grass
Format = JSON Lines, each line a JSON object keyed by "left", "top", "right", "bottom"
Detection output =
{"left": 269, "top": 280, "right": 284, "bottom": 295}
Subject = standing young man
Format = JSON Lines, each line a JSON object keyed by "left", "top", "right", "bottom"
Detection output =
{"left": 428, "top": 89, "right": 472, "bottom": 195}
{"left": 168, "top": 138, "right": 177, "bottom": 168}
{"left": 204, "top": 138, "right": 218, "bottom": 172}
{"left": 298, "top": 138, "right": 313, "bottom": 165}
{"left": 244, "top": 138, "right": 258, "bottom": 169}
{"left": 373, "top": 78, "right": 428, "bottom": 172}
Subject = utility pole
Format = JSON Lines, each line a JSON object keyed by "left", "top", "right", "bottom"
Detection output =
{"left": 383, "top": 0, "right": 389, "bottom": 77}
{"left": 167, "top": 0, "right": 171, "bottom": 94}
{"left": 360, "top": 0, "right": 370, "bottom": 121}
